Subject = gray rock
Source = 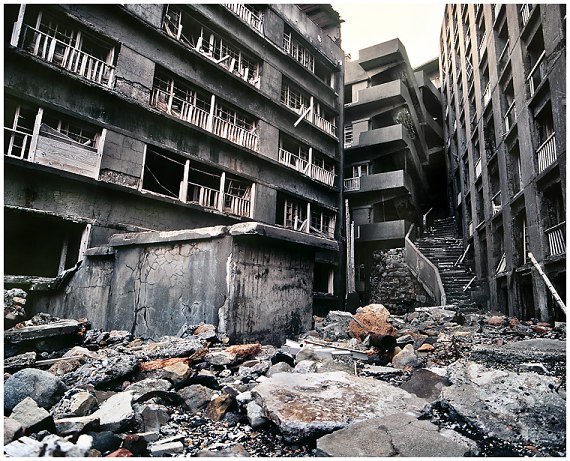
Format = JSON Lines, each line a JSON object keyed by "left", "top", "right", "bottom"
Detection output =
{"left": 252, "top": 371, "right": 427, "bottom": 442}
{"left": 10, "top": 397, "right": 54, "bottom": 433}
{"left": 51, "top": 389, "right": 98, "bottom": 419}
{"left": 140, "top": 403, "right": 171, "bottom": 433}
{"left": 294, "top": 360, "right": 318, "bottom": 374}
{"left": 4, "top": 417, "right": 23, "bottom": 444}
{"left": 61, "top": 349, "right": 139, "bottom": 387}
{"left": 235, "top": 391, "right": 253, "bottom": 408}
{"left": 391, "top": 344, "right": 420, "bottom": 369}
{"left": 238, "top": 360, "right": 271, "bottom": 378}
{"left": 54, "top": 415, "right": 99, "bottom": 435}
{"left": 4, "top": 352, "right": 37, "bottom": 372}
{"left": 92, "top": 391, "right": 134, "bottom": 432}
{"left": 205, "top": 351, "right": 235, "bottom": 366}
{"left": 360, "top": 365, "right": 403, "bottom": 377}
{"left": 196, "top": 444, "right": 250, "bottom": 457}
{"left": 266, "top": 362, "right": 293, "bottom": 377}
{"left": 400, "top": 368, "right": 450, "bottom": 402}
{"left": 316, "top": 413, "right": 477, "bottom": 457}
{"left": 149, "top": 440, "right": 184, "bottom": 456}
{"left": 177, "top": 385, "right": 215, "bottom": 413}
{"left": 316, "top": 311, "right": 353, "bottom": 341}
{"left": 4, "top": 368, "right": 67, "bottom": 410}
{"left": 246, "top": 401, "right": 268, "bottom": 429}
{"left": 4, "top": 436, "right": 44, "bottom": 457}
{"left": 396, "top": 334, "right": 415, "bottom": 346}
{"left": 136, "top": 336, "right": 206, "bottom": 360}
{"left": 5, "top": 433, "right": 93, "bottom": 457}
{"left": 441, "top": 360, "right": 566, "bottom": 450}
{"left": 296, "top": 347, "right": 332, "bottom": 362}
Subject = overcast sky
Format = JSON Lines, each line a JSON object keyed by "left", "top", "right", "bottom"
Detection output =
{"left": 331, "top": 3, "right": 445, "bottom": 68}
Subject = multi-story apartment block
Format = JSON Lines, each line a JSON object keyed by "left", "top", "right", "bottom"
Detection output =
{"left": 4, "top": 4, "right": 344, "bottom": 342}
{"left": 343, "top": 39, "right": 445, "bottom": 302}
{"left": 440, "top": 4, "right": 566, "bottom": 322}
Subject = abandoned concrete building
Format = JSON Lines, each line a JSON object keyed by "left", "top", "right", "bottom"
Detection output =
{"left": 4, "top": 4, "right": 344, "bottom": 343}
{"left": 440, "top": 4, "right": 566, "bottom": 322}
{"left": 342, "top": 40, "right": 446, "bottom": 304}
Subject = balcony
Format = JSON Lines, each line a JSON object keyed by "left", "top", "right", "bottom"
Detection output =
{"left": 528, "top": 50, "right": 546, "bottom": 97}
{"left": 313, "top": 112, "right": 336, "bottom": 137}
{"left": 309, "top": 164, "right": 335, "bottom": 187}
{"left": 482, "top": 81, "right": 491, "bottom": 106}
{"left": 278, "top": 148, "right": 335, "bottom": 187}
{"left": 223, "top": 4, "right": 263, "bottom": 33}
{"left": 344, "top": 177, "right": 360, "bottom": 191}
{"left": 19, "top": 24, "right": 115, "bottom": 88}
{"left": 343, "top": 171, "right": 413, "bottom": 197}
{"left": 521, "top": 4, "right": 533, "bottom": 27}
{"left": 211, "top": 115, "right": 258, "bottom": 152}
{"left": 356, "top": 220, "right": 410, "bottom": 245}
{"left": 504, "top": 101, "right": 516, "bottom": 132}
{"left": 545, "top": 221, "right": 565, "bottom": 256}
{"left": 475, "top": 159, "right": 482, "bottom": 178}
{"left": 492, "top": 191, "right": 502, "bottom": 215}
{"left": 224, "top": 193, "right": 251, "bottom": 218}
{"left": 188, "top": 183, "right": 220, "bottom": 210}
{"left": 536, "top": 132, "right": 557, "bottom": 173}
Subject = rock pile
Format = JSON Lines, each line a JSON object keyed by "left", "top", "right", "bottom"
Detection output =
{"left": 3, "top": 298, "right": 566, "bottom": 457}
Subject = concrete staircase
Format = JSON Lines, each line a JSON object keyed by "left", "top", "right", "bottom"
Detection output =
{"left": 415, "top": 217, "right": 476, "bottom": 309}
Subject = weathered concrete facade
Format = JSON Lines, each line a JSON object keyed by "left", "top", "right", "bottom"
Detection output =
{"left": 29, "top": 223, "right": 337, "bottom": 345}
{"left": 342, "top": 39, "right": 445, "bottom": 303}
{"left": 4, "top": 4, "right": 345, "bottom": 338}
{"left": 440, "top": 4, "right": 566, "bottom": 321}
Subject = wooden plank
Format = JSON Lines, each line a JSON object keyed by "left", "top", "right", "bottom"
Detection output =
{"left": 34, "top": 135, "right": 100, "bottom": 178}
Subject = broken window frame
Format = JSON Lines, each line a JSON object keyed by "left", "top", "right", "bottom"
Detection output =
{"left": 222, "top": 4, "right": 264, "bottom": 34}
{"left": 14, "top": 7, "right": 116, "bottom": 88}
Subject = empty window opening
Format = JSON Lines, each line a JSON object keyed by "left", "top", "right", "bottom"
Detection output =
{"left": 314, "top": 264, "right": 334, "bottom": 294}
{"left": 5, "top": 99, "right": 36, "bottom": 160}
{"left": 142, "top": 147, "right": 186, "bottom": 199}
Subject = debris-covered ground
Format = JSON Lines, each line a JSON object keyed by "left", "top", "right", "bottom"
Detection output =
{"left": 3, "top": 288, "right": 566, "bottom": 457}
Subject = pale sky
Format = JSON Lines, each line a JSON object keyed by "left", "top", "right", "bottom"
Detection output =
{"left": 332, "top": 3, "right": 445, "bottom": 68}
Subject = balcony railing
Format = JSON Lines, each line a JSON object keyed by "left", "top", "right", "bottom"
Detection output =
{"left": 188, "top": 183, "right": 220, "bottom": 210}
{"left": 224, "top": 193, "right": 251, "bottom": 218}
{"left": 497, "top": 39, "right": 510, "bottom": 72}
{"left": 309, "top": 164, "right": 335, "bottom": 187}
{"left": 504, "top": 101, "right": 516, "bottom": 132}
{"left": 313, "top": 112, "right": 337, "bottom": 137}
{"left": 344, "top": 177, "right": 361, "bottom": 192}
{"left": 475, "top": 159, "right": 482, "bottom": 178}
{"left": 491, "top": 191, "right": 502, "bottom": 214}
{"left": 278, "top": 148, "right": 309, "bottom": 173}
{"left": 4, "top": 127, "right": 32, "bottom": 160}
{"left": 482, "top": 81, "right": 491, "bottom": 106}
{"left": 545, "top": 221, "right": 565, "bottom": 256}
{"left": 151, "top": 87, "right": 258, "bottom": 151}
{"left": 528, "top": 50, "right": 546, "bottom": 97}
{"left": 521, "top": 4, "right": 533, "bottom": 26}
{"left": 537, "top": 132, "right": 557, "bottom": 173}
{"left": 223, "top": 4, "right": 263, "bottom": 33}
{"left": 20, "top": 25, "right": 115, "bottom": 88}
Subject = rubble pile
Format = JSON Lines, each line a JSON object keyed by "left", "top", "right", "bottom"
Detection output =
{"left": 3, "top": 298, "right": 566, "bottom": 457}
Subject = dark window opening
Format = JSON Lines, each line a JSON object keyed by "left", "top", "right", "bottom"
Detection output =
{"left": 314, "top": 263, "right": 333, "bottom": 294}
{"left": 5, "top": 209, "right": 86, "bottom": 277}
{"left": 142, "top": 147, "right": 186, "bottom": 199}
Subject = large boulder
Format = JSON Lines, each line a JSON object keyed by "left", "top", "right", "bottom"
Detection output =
{"left": 348, "top": 304, "right": 396, "bottom": 339}
{"left": 439, "top": 360, "right": 566, "bottom": 451}
{"left": 4, "top": 368, "right": 66, "bottom": 411}
{"left": 252, "top": 371, "right": 426, "bottom": 442}
{"left": 316, "top": 413, "right": 477, "bottom": 457}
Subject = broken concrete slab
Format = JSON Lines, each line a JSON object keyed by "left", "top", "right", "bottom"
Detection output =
{"left": 252, "top": 371, "right": 427, "bottom": 442}
{"left": 54, "top": 415, "right": 99, "bottom": 435}
{"left": 149, "top": 440, "right": 184, "bottom": 456}
{"left": 61, "top": 349, "right": 139, "bottom": 387}
{"left": 125, "top": 378, "right": 173, "bottom": 400}
{"left": 4, "top": 417, "right": 23, "bottom": 444}
{"left": 316, "top": 412, "right": 477, "bottom": 457}
{"left": 440, "top": 360, "right": 566, "bottom": 451}
{"left": 177, "top": 385, "right": 215, "bottom": 413}
{"left": 135, "top": 336, "right": 207, "bottom": 361}
{"left": 5, "top": 319, "right": 83, "bottom": 343}
{"left": 92, "top": 391, "right": 134, "bottom": 432}
{"left": 4, "top": 367, "right": 67, "bottom": 411}
{"left": 10, "top": 397, "right": 55, "bottom": 433}
{"left": 470, "top": 338, "right": 566, "bottom": 373}
{"left": 399, "top": 368, "right": 450, "bottom": 402}
{"left": 51, "top": 389, "right": 98, "bottom": 419}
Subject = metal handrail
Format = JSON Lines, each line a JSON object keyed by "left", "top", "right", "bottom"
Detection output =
{"left": 404, "top": 225, "right": 447, "bottom": 306}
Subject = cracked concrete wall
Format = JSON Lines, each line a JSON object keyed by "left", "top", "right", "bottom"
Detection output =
{"left": 221, "top": 239, "right": 314, "bottom": 345}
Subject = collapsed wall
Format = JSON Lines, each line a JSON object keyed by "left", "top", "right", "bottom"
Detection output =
{"left": 29, "top": 222, "right": 338, "bottom": 345}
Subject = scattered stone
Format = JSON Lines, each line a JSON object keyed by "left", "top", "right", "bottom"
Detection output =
{"left": 235, "top": 391, "right": 253, "bottom": 408}
{"left": 237, "top": 360, "right": 271, "bottom": 378}
{"left": 266, "top": 361, "right": 293, "bottom": 377}
{"left": 4, "top": 351, "right": 37, "bottom": 371}
{"left": 4, "top": 367, "right": 67, "bottom": 410}
{"left": 177, "top": 385, "right": 215, "bottom": 413}
{"left": 5, "top": 318, "right": 83, "bottom": 343}
{"left": 122, "top": 434, "right": 149, "bottom": 456}
{"left": 417, "top": 343, "right": 435, "bottom": 352}
{"left": 316, "top": 413, "right": 477, "bottom": 457}
{"left": 51, "top": 389, "right": 99, "bottom": 419}
{"left": 204, "top": 351, "right": 235, "bottom": 366}
{"left": 63, "top": 345, "right": 100, "bottom": 359}
{"left": 396, "top": 334, "right": 415, "bottom": 346}
{"left": 196, "top": 444, "right": 250, "bottom": 457}
{"left": 136, "top": 336, "right": 207, "bottom": 361}
{"left": 88, "top": 431, "right": 122, "bottom": 455}
{"left": 92, "top": 391, "right": 134, "bottom": 432}
{"left": 48, "top": 358, "right": 83, "bottom": 377}
{"left": 246, "top": 401, "right": 268, "bottom": 429}
{"left": 226, "top": 343, "right": 262, "bottom": 358}
{"left": 4, "top": 435, "right": 44, "bottom": 457}
{"left": 161, "top": 360, "right": 192, "bottom": 384}
{"left": 400, "top": 368, "right": 449, "bottom": 402}
{"left": 138, "top": 357, "right": 190, "bottom": 372}
{"left": 253, "top": 371, "right": 426, "bottom": 442}
{"left": 391, "top": 344, "right": 420, "bottom": 370}
{"left": 360, "top": 365, "right": 403, "bottom": 377}
{"left": 125, "top": 378, "right": 172, "bottom": 400}
{"left": 487, "top": 315, "right": 506, "bottom": 326}
{"left": 139, "top": 403, "right": 171, "bottom": 433}
{"left": 520, "top": 362, "right": 548, "bottom": 374}
{"left": 206, "top": 393, "right": 234, "bottom": 422}
{"left": 54, "top": 415, "right": 99, "bottom": 435}
{"left": 193, "top": 323, "right": 217, "bottom": 341}
{"left": 61, "top": 349, "right": 139, "bottom": 387}
{"left": 106, "top": 448, "right": 134, "bottom": 457}
{"left": 4, "top": 417, "right": 23, "bottom": 444}
{"left": 316, "top": 310, "right": 354, "bottom": 341}
{"left": 348, "top": 304, "right": 396, "bottom": 339}
{"left": 10, "top": 397, "right": 55, "bottom": 433}
{"left": 149, "top": 440, "right": 184, "bottom": 456}
{"left": 294, "top": 360, "right": 318, "bottom": 374}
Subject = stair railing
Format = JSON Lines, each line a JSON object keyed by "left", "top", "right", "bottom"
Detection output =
{"left": 454, "top": 243, "right": 470, "bottom": 267}
{"left": 404, "top": 224, "right": 447, "bottom": 306}
{"left": 528, "top": 252, "right": 566, "bottom": 315}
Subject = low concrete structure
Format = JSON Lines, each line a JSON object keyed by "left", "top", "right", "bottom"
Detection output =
{"left": 31, "top": 223, "right": 337, "bottom": 345}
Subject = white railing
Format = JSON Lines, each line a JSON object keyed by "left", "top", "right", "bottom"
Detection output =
{"left": 504, "top": 101, "right": 516, "bottom": 132}
{"left": 224, "top": 193, "right": 250, "bottom": 218}
{"left": 469, "top": 221, "right": 474, "bottom": 236}
{"left": 211, "top": 115, "right": 258, "bottom": 151}
{"left": 223, "top": 4, "right": 263, "bottom": 33}
{"left": 278, "top": 148, "right": 309, "bottom": 173}
{"left": 457, "top": 191, "right": 462, "bottom": 205}
{"left": 313, "top": 112, "right": 337, "bottom": 137}
{"left": 528, "top": 50, "right": 546, "bottom": 97}
{"left": 494, "top": 3, "right": 503, "bottom": 18}
{"left": 537, "top": 132, "right": 557, "bottom": 173}
{"left": 309, "top": 164, "right": 335, "bottom": 186}
{"left": 498, "top": 39, "right": 510, "bottom": 70}
{"left": 492, "top": 191, "right": 502, "bottom": 214}
{"left": 20, "top": 25, "right": 114, "bottom": 87}
{"left": 188, "top": 183, "right": 220, "bottom": 210}
{"left": 150, "top": 87, "right": 210, "bottom": 131}
{"left": 545, "top": 221, "right": 565, "bottom": 256}
{"left": 475, "top": 158, "right": 482, "bottom": 178}
{"left": 482, "top": 81, "right": 491, "bottom": 106}
{"left": 478, "top": 31, "right": 486, "bottom": 52}
{"left": 521, "top": 4, "right": 533, "bottom": 26}
{"left": 344, "top": 177, "right": 361, "bottom": 191}
{"left": 4, "top": 127, "right": 32, "bottom": 159}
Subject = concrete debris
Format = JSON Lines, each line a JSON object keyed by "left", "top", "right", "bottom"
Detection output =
{"left": 5, "top": 317, "right": 85, "bottom": 344}
{"left": 2, "top": 302, "right": 566, "bottom": 457}
{"left": 4, "top": 288, "right": 28, "bottom": 329}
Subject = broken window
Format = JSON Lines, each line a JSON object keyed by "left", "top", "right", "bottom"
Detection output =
{"left": 4, "top": 99, "right": 36, "bottom": 160}
{"left": 310, "top": 205, "right": 336, "bottom": 238}
{"left": 541, "top": 183, "right": 565, "bottom": 257}
{"left": 163, "top": 5, "right": 261, "bottom": 87}
{"left": 279, "top": 134, "right": 310, "bottom": 173}
{"left": 526, "top": 25, "right": 546, "bottom": 97}
{"left": 5, "top": 208, "right": 88, "bottom": 277}
{"left": 142, "top": 147, "right": 186, "bottom": 199}
{"left": 314, "top": 263, "right": 334, "bottom": 294}
{"left": 283, "top": 27, "right": 315, "bottom": 72}
{"left": 16, "top": 7, "right": 116, "bottom": 87}
{"left": 507, "top": 141, "right": 523, "bottom": 196}
{"left": 223, "top": 4, "right": 264, "bottom": 33}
